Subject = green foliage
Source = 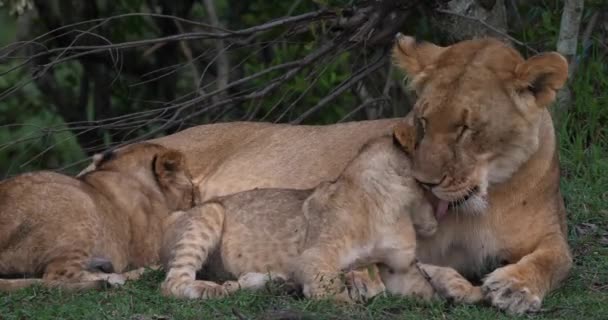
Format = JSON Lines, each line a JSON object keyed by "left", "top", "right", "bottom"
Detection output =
{"left": 0, "top": 63, "right": 84, "bottom": 176}
{"left": 0, "top": 0, "right": 32, "bottom": 16}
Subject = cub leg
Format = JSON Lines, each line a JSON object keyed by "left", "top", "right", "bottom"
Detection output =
{"left": 0, "top": 254, "right": 133, "bottom": 292}
{"left": 295, "top": 246, "right": 352, "bottom": 303}
{"left": 0, "top": 267, "right": 151, "bottom": 292}
{"left": 417, "top": 263, "right": 483, "bottom": 303}
{"left": 379, "top": 264, "right": 435, "bottom": 300}
{"left": 0, "top": 278, "right": 103, "bottom": 292}
{"left": 236, "top": 272, "right": 289, "bottom": 291}
{"left": 410, "top": 198, "right": 438, "bottom": 237}
{"left": 377, "top": 220, "right": 434, "bottom": 299}
{"left": 43, "top": 250, "right": 128, "bottom": 287}
{"left": 161, "top": 202, "right": 232, "bottom": 299}
{"left": 379, "top": 263, "right": 483, "bottom": 303}
{"left": 85, "top": 256, "right": 157, "bottom": 282}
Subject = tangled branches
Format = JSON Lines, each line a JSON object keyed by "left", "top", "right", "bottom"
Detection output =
{"left": 0, "top": 0, "right": 425, "bottom": 175}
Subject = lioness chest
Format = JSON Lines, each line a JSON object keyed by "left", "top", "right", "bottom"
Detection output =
{"left": 417, "top": 213, "right": 503, "bottom": 279}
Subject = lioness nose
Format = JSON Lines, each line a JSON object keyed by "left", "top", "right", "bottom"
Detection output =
{"left": 416, "top": 179, "right": 439, "bottom": 189}
{"left": 415, "top": 175, "right": 446, "bottom": 190}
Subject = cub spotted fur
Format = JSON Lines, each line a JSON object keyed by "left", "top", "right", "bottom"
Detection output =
{"left": 0, "top": 143, "right": 196, "bottom": 291}
{"left": 160, "top": 136, "right": 481, "bottom": 303}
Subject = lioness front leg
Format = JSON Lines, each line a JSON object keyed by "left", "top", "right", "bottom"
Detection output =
{"left": 482, "top": 235, "right": 572, "bottom": 315}
{"left": 161, "top": 203, "right": 237, "bottom": 299}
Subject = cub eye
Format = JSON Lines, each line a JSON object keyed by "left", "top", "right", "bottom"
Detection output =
{"left": 457, "top": 125, "right": 469, "bottom": 141}
{"left": 414, "top": 117, "right": 426, "bottom": 148}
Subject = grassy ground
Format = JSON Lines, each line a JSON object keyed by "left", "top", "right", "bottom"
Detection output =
{"left": 1, "top": 40, "right": 608, "bottom": 320}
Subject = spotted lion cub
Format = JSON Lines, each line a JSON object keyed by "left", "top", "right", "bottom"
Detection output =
{"left": 0, "top": 143, "right": 196, "bottom": 291}
{"left": 161, "top": 135, "right": 478, "bottom": 302}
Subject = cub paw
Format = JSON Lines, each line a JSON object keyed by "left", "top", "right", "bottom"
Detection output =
{"left": 82, "top": 272, "right": 126, "bottom": 287}
{"left": 418, "top": 263, "right": 482, "bottom": 304}
{"left": 482, "top": 267, "right": 542, "bottom": 315}
{"left": 222, "top": 280, "right": 240, "bottom": 294}
{"left": 162, "top": 279, "right": 228, "bottom": 299}
{"left": 302, "top": 282, "right": 354, "bottom": 304}
{"left": 345, "top": 269, "right": 386, "bottom": 303}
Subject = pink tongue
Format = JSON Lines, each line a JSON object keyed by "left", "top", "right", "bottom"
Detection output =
{"left": 435, "top": 200, "right": 450, "bottom": 219}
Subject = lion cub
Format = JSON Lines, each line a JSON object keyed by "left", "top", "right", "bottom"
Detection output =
{"left": 160, "top": 135, "right": 440, "bottom": 302}
{"left": 0, "top": 143, "right": 196, "bottom": 291}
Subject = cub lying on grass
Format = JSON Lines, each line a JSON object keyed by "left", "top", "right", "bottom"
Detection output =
{"left": 161, "top": 135, "right": 481, "bottom": 303}
{"left": 0, "top": 143, "right": 196, "bottom": 291}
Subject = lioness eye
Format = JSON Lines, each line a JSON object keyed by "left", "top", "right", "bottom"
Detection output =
{"left": 457, "top": 125, "right": 469, "bottom": 140}
{"left": 415, "top": 117, "right": 426, "bottom": 148}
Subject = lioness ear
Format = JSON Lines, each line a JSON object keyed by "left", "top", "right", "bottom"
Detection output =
{"left": 154, "top": 149, "right": 186, "bottom": 183}
{"left": 392, "top": 33, "right": 446, "bottom": 90}
{"left": 393, "top": 117, "right": 416, "bottom": 155}
{"left": 514, "top": 52, "right": 568, "bottom": 108}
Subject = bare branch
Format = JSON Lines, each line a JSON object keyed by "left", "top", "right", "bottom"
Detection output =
{"left": 437, "top": 8, "right": 537, "bottom": 53}
{"left": 291, "top": 55, "right": 386, "bottom": 124}
{"left": 202, "top": 0, "right": 230, "bottom": 100}
{"left": 338, "top": 97, "right": 390, "bottom": 123}
{"left": 1, "top": 0, "right": 421, "bottom": 175}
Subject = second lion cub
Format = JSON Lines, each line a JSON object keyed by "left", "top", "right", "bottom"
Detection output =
{"left": 161, "top": 134, "right": 467, "bottom": 302}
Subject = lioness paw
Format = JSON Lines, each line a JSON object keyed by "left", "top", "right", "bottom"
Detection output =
{"left": 482, "top": 267, "right": 542, "bottom": 315}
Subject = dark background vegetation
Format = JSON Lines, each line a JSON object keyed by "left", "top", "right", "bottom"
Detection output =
{"left": 0, "top": 0, "right": 606, "bottom": 319}
{"left": 0, "top": 0, "right": 604, "bottom": 177}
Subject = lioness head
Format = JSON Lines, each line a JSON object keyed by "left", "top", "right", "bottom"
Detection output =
{"left": 85, "top": 143, "right": 197, "bottom": 211}
{"left": 392, "top": 34, "right": 568, "bottom": 217}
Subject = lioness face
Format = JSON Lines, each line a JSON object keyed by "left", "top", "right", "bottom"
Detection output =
{"left": 393, "top": 35, "right": 567, "bottom": 215}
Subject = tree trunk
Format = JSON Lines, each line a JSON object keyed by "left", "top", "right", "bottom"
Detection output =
{"left": 554, "top": 0, "right": 584, "bottom": 125}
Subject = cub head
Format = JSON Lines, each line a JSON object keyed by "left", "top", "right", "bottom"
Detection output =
{"left": 392, "top": 34, "right": 568, "bottom": 217}
{"left": 84, "top": 143, "right": 197, "bottom": 212}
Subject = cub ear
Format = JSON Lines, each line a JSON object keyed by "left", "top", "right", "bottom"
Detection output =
{"left": 392, "top": 33, "right": 446, "bottom": 90}
{"left": 514, "top": 52, "right": 568, "bottom": 108}
{"left": 393, "top": 117, "right": 416, "bottom": 155}
{"left": 153, "top": 149, "right": 187, "bottom": 184}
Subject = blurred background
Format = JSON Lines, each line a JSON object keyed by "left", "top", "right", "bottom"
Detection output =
{"left": 0, "top": 0, "right": 605, "bottom": 178}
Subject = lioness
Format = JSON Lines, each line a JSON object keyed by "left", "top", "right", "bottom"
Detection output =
{"left": 390, "top": 34, "right": 571, "bottom": 314}
{"left": 160, "top": 135, "right": 481, "bottom": 303}
{"left": 0, "top": 143, "right": 196, "bottom": 291}
{"left": 81, "top": 36, "right": 570, "bottom": 314}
